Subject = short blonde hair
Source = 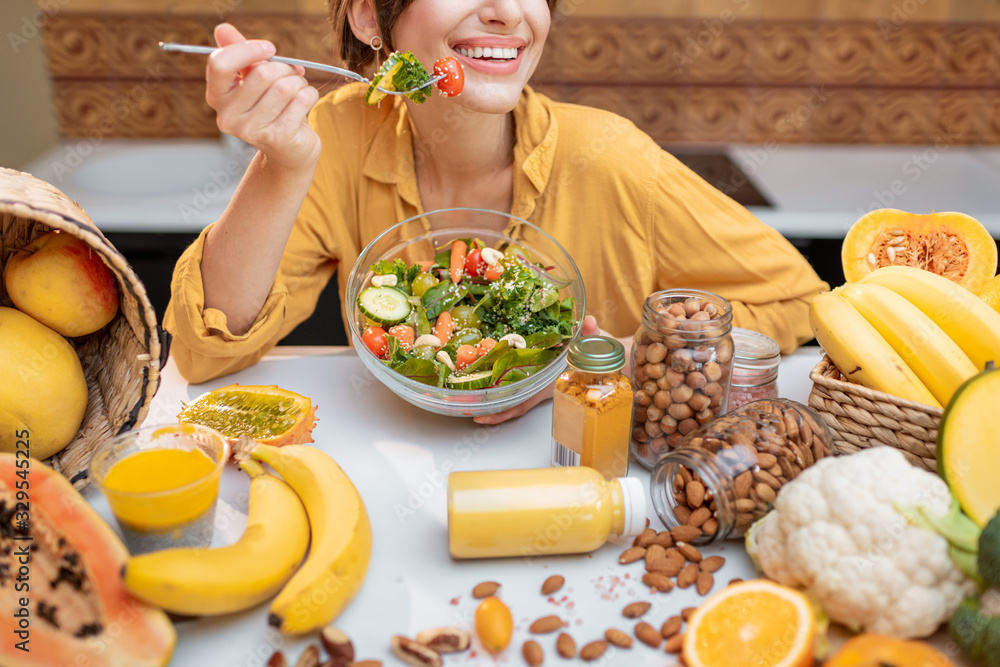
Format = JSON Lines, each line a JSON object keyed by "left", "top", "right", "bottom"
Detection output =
{"left": 328, "top": 0, "right": 560, "bottom": 73}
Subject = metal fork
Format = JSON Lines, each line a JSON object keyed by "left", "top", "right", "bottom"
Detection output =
{"left": 158, "top": 42, "right": 445, "bottom": 95}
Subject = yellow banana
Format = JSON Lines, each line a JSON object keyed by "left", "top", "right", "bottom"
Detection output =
{"left": 251, "top": 444, "right": 373, "bottom": 635}
{"left": 839, "top": 282, "right": 978, "bottom": 406}
{"left": 809, "top": 290, "right": 941, "bottom": 407}
{"left": 122, "top": 460, "right": 309, "bottom": 616}
{"left": 861, "top": 265, "right": 1000, "bottom": 371}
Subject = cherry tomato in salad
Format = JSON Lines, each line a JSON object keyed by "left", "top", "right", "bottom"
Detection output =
{"left": 387, "top": 324, "right": 415, "bottom": 350}
{"left": 464, "top": 248, "right": 487, "bottom": 278}
{"left": 361, "top": 326, "right": 388, "bottom": 357}
{"left": 433, "top": 57, "right": 464, "bottom": 97}
{"left": 483, "top": 262, "right": 504, "bottom": 281}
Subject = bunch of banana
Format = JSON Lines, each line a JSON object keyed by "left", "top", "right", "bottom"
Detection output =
{"left": 250, "top": 443, "right": 373, "bottom": 635}
{"left": 122, "top": 444, "right": 373, "bottom": 634}
{"left": 810, "top": 265, "right": 1000, "bottom": 408}
{"left": 122, "top": 458, "right": 310, "bottom": 616}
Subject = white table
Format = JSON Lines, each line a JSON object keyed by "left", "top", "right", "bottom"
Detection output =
{"left": 83, "top": 346, "right": 974, "bottom": 666}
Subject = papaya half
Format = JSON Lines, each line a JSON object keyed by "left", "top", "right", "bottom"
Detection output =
{"left": 0, "top": 453, "right": 175, "bottom": 667}
{"left": 842, "top": 208, "right": 998, "bottom": 294}
{"left": 824, "top": 632, "right": 955, "bottom": 666}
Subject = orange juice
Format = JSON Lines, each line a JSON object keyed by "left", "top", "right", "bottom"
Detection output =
{"left": 102, "top": 447, "right": 220, "bottom": 531}
{"left": 447, "top": 467, "right": 646, "bottom": 559}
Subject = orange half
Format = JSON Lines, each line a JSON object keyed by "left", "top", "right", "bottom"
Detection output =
{"left": 683, "top": 579, "right": 816, "bottom": 667}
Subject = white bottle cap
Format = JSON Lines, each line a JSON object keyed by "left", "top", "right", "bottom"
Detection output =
{"left": 617, "top": 476, "right": 648, "bottom": 537}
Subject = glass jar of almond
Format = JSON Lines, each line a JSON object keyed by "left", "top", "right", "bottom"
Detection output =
{"left": 649, "top": 398, "right": 834, "bottom": 545}
{"left": 629, "top": 289, "right": 734, "bottom": 470}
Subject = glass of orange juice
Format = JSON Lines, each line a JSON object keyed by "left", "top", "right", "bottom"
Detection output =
{"left": 89, "top": 423, "right": 228, "bottom": 555}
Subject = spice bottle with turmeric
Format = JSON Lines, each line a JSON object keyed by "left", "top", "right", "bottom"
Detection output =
{"left": 551, "top": 336, "right": 633, "bottom": 479}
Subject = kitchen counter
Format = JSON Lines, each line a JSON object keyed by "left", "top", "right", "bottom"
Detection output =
{"left": 81, "top": 346, "right": 976, "bottom": 666}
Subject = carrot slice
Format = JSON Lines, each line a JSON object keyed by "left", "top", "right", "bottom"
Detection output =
{"left": 433, "top": 310, "right": 454, "bottom": 345}
{"left": 450, "top": 240, "right": 467, "bottom": 284}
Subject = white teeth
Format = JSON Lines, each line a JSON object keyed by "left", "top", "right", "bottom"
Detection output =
{"left": 455, "top": 46, "right": 518, "bottom": 60}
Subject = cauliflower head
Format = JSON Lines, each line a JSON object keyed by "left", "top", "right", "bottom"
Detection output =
{"left": 752, "top": 446, "right": 979, "bottom": 638}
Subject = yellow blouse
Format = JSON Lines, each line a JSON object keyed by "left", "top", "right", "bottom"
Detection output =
{"left": 164, "top": 83, "right": 828, "bottom": 383}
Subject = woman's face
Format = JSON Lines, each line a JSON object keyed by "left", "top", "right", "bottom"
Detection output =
{"left": 391, "top": 0, "right": 552, "bottom": 114}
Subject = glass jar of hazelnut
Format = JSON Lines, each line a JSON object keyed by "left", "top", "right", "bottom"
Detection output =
{"left": 629, "top": 290, "right": 734, "bottom": 470}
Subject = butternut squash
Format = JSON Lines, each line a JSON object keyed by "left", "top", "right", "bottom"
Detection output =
{"left": 842, "top": 208, "right": 998, "bottom": 294}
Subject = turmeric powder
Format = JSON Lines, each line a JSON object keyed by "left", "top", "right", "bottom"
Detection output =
{"left": 551, "top": 337, "right": 633, "bottom": 479}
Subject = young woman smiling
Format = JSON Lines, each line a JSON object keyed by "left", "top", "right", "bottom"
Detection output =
{"left": 163, "top": 0, "right": 828, "bottom": 423}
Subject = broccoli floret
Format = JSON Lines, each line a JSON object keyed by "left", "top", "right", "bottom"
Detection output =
{"left": 950, "top": 590, "right": 1000, "bottom": 667}
{"left": 980, "top": 511, "right": 1000, "bottom": 588}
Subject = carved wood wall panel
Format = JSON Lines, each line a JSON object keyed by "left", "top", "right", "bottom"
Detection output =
{"left": 44, "top": 13, "right": 1000, "bottom": 144}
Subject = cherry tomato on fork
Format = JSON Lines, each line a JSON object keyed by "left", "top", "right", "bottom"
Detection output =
{"left": 433, "top": 57, "right": 464, "bottom": 97}
{"left": 361, "top": 326, "right": 388, "bottom": 357}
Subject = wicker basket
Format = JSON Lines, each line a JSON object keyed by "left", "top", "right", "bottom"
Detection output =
{"left": 0, "top": 167, "right": 170, "bottom": 489}
{"left": 807, "top": 354, "right": 943, "bottom": 473}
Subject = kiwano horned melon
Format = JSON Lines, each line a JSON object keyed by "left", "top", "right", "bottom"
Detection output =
{"left": 842, "top": 208, "right": 998, "bottom": 294}
{"left": 0, "top": 454, "right": 175, "bottom": 667}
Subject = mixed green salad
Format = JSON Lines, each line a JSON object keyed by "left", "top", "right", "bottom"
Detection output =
{"left": 357, "top": 239, "right": 577, "bottom": 390}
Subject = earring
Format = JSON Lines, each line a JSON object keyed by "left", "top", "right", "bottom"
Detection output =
{"left": 370, "top": 35, "right": 383, "bottom": 72}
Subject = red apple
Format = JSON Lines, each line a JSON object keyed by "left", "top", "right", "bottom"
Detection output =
{"left": 4, "top": 230, "right": 120, "bottom": 337}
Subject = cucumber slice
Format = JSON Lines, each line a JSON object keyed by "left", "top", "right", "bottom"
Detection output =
{"left": 365, "top": 55, "right": 404, "bottom": 105}
{"left": 357, "top": 286, "right": 411, "bottom": 326}
{"left": 446, "top": 370, "right": 494, "bottom": 390}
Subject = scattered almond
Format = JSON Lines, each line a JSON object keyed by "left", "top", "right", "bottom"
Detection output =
{"left": 642, "top": 572, "right": 675, "bottom": 592}
{"left": 267, "top": 652, "right": 288, "bottom": 667}
{"left": 320, "top": 625, "right": 355, "bottom": 664}
{"left": 347, "top": 662, "right": 382, "bottom": 667}
{"left": 635, "top": 621, "right": 662, "bottom": 648}
{"left": 647, "top": 554, "right": 684, "bottom": 577}
{"left": 681, "top": 606, "right": 698, "bottom": 621}
{"left": 579, "top": 640, "right": 609, "bottom": 661}
{"left": 677, "top": 563, "right": 699, "bottom": 588}
{"left": 677, "top": 542, "right": 702, "bottom": 563}
{"left": 529, "top": 615, "right": 564, "bottom": 634}
{"left": 414, "top": 627, "right": 470, "bottom": 653}
{"left": 618, "top": 546, "right": 646, "bottom": 564}
{"left": 556, "top": 633, "right": 576, "bottom": 659}
{"left": 295, "top": 645, "right": 321, "bottom": 667}
{"left": 605, "top": 628, "right": 633, "bottom": 649}
{"left": 729, "top": 577, "right": 744, "bottom": 587}
{"left": 670, "top": 525, "right": 701, "bottom": 543}
{"left": 472, "top": 581, "right": 500, "bottom": 599}
{"left": 696, "top": 570, "right": 715, "bottom": 596}
{"left": 633, "top": 527, "right": 656, "bottom": 547}
{"left": 649, "top": 531, "right": 674, "bottom": 548}
{"left": 699, "top": 555, "right": 725, "bottom": 573}
{"left": 664, "top": 634, "right": 684, "bottom": 653}
{"left": 660, "top": 615, "right": 683, "bottom": 638}
{"left": 541, "top": 575, "right": 565, "bottom": 596}
{"left": 522, "top": 640, "right": 544, "bottom": 667}
{"left": 622, "top": 601, "right": 651, "bottom": 619}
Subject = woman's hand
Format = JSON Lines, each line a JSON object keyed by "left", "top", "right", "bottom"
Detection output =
{"left": 473, "top": 316, "right": 604, "bottom": 425}
{"left": 206, "top": 23, "right": 321, "bottom": 170}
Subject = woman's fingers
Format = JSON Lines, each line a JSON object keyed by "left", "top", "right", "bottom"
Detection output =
{"left": 206, "top": 39, "right": 276, "bottom": 103}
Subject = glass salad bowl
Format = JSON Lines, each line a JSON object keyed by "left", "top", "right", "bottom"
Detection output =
{"left": 346, "top": 208, "right": 587, "bottom": 417}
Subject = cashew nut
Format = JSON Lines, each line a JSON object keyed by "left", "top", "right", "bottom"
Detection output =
{"left": 414, "top": 334, "right": 443, "bottom": 348}
{"left": 480, "top": 248, "right": 504, "bottom": 266}
{"left": 499, "top": 333, "right": 526, "bottom": 349}
{"left": 436, "top": 350, "right": 456, "bottom": 371}
{"left": 371, "top": 274, "right": 398, "bottom": 287}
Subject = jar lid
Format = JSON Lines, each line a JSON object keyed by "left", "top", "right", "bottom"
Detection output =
{"left": 567, "top": 336, "right": 626, "bottom": 373}
{"left": 732, "top": 328, "right": 780, "bottom": 369}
